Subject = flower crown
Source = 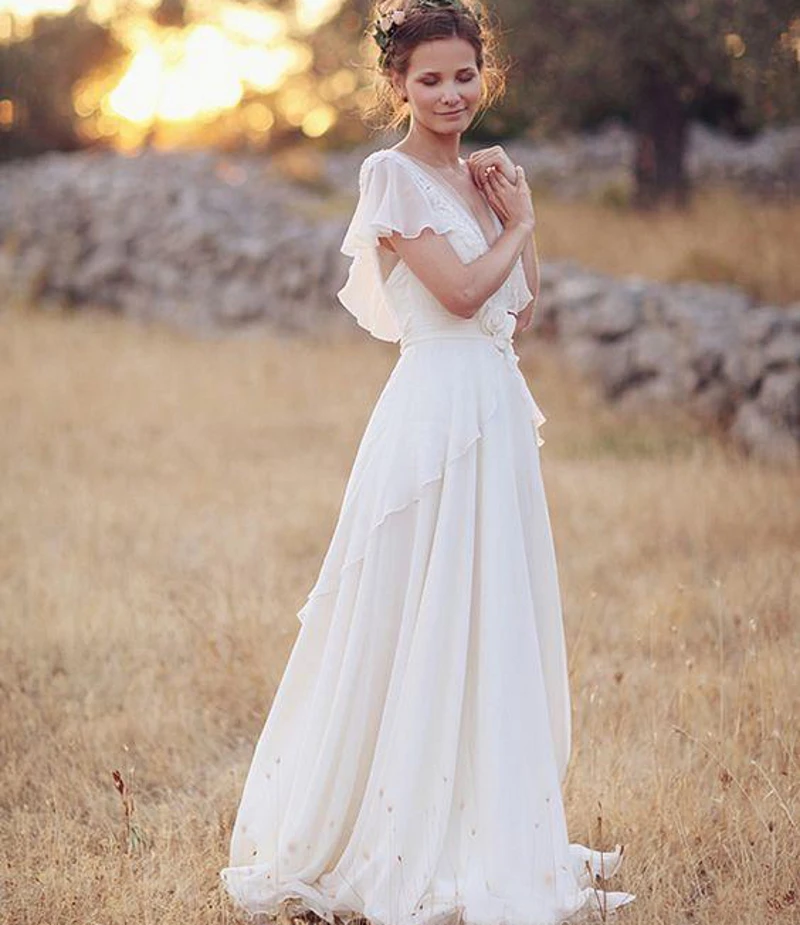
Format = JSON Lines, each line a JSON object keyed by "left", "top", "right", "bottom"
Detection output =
{"left": 372, "top": 0, "right": 482, "bottom": 70}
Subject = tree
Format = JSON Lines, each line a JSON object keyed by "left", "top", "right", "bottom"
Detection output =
{"left": 0, "top": 7, "right": 120, "bottom": 159}
{"left": 494, "top": 0, "right": 800, "bottom": 207}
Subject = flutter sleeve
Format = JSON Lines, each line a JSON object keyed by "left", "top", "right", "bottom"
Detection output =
{"left": 337, "top": 152, "right": 456, "bottom": 342}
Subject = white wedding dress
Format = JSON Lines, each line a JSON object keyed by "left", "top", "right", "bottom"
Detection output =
{"left": 220, "top": 149, "right": 635, "bottom": 925}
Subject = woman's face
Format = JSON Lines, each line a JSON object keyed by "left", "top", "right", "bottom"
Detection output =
{"left": 395, "top": 36, "right": 482, "bottom": 135}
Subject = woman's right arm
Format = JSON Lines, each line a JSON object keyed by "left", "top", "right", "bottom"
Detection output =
{"left": 382, "top": 221, "right": 532, "bottom": 319}
{"left": 380, "top": 166, "right": 535, "bottom": 320}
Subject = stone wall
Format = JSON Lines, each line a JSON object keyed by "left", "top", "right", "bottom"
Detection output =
{"left": 506, "top": 120, "right": 800, "bottom": 199}
{"left": 1, "top": 138, "right": 798, "bottom": 463}
{"left": 0, "top": 148, "right": 348, "bottom": 335}
{"left": 533, "top": 263, "right": 800, "bottom": 463}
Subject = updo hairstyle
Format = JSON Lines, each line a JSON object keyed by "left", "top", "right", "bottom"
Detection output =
{"left": 362, "top": 0, "right": 507, "bottom": 131}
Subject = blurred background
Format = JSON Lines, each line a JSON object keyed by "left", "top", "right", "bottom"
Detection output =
{"left": 1, "top": 0, "right": 799, "bottom": 199}
{"left": 1, "top": 4, "right": 799, "bottom": 925}
{"left": 0, "top": 0, "right": 800, "bottom": 184}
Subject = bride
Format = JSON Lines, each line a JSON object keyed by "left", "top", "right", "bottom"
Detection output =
{"left": 220, "top": 1, "right": 636, "bottom": 923}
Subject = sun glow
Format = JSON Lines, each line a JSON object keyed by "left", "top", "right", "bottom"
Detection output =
{"left": 295, "top": 0, "right": 343, "bottom": 32}
{"left": 1, "top": 0, "right": 350, "bottom": 149}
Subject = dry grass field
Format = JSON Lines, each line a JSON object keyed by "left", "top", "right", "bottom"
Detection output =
{"left": 529, "top": 185, "right": 800, "bottom": 307}
{"left": 1, "top": 307, "right": 798, "bottom": 925}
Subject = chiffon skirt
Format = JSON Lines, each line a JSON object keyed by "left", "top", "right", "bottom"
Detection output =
{"left": 220, "top": 338, "right": 635, "bottom": 925}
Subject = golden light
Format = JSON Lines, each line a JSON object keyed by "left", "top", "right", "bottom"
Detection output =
{"left": 0, "top": 0, "right": 118, "bottom": 41}
{"left": 302, "top": 103, "right": 337, "bottom": 138}
{"left": 242, "top": 101, "right": 275, "bottom": 134}
{"left": 86, "top": 0, "right": 123, "bottom": 23}
{"left": 279, "top": 83, "right": 317, "bottom": 127}
{"left": 295, "top": 0, "right": 344, "bottom": 33}
{"left": 0, "top": 97, "right": 14, "bottom": 126}
{"left": 318, "top": 68, "right": 358, "bottom": 101}
{"left": 94, "top": 113, "right": 118, "bottom": 136}
{"left": 239, "top": 43, "right": 313, "bottom": 94}
{"left": 0, "top": 0, "right": 74, "bottom": 11}
{"left": 74, "top": 74, "right": 107, "bottom": 118}
{"left": 724, "top": 33, "right": 746, "bottom": 59}
{"left": 0, "top": 0, "right": 354, "bottom": 148}
{"left": 219, "top": 3, "right": 284, "bottom": 44}
{"left": 779, "top": 17, "right": 800, "bottom": 63}
{"left": 107, "top": 44, "right": 163, "bottom": 124}
{"left": 166, "top": 26, "right": 244, "bottom": 120}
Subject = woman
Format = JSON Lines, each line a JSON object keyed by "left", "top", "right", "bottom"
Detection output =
{"left": 220, "top": 2, "right": 636, "bottom": 923}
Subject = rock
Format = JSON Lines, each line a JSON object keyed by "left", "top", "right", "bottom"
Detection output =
{"left": 629, "top": 328, "right": 678, "bottom": 383}
{"left": 722, "top": 347, "right": 766, "bottom": 395}
{"left": 691, "top": 381, "right": 737, "bottom": 423}
{"left": 565, "top": 337, "right": 630, "bottom": 391}
{"left": 758, "top": 369, "right": 800, "bottom": 431}
{"left": 783, "top": 304, "right": 800, "bottom": 332}
{"left": 615, "top": 373, "right": 677, "bottom": 410}
{"left": 689, "top": 345, "right": 724, "bottom": 387}
{"left": 731, "top": 402, "right": 800, "bottom": 464}
{"left": 740, "top": 310, "right": 785, "bottom": 346}
{"left": 0, "top": 147, "right": 346, "bottom": 336}
{"left": 583, "top": 291, "right": 641, "bottom": 341}
{"left": 763, "top": 334, "right": 800, "bottom": 370}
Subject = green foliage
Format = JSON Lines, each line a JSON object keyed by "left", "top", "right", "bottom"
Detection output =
{"left": 493, "top": 0, "right": 800, "bottom": 137}
{"left": 482, "top": 0, "right": 799, "bottom": 204}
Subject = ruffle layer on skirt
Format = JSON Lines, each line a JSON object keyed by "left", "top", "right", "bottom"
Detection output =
{"left": 220, "top": 339, "right": 634, "bottom": 925}
{"left": 298, "top": 340, "right": 545, "bottom": 625}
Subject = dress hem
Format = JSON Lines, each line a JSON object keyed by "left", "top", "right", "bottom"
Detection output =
{"left": 219, "top": 866, "right": 635, "bottom": 925}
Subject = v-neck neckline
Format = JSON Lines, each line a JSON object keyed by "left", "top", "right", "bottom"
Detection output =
{"left": 386, "top": 148, "right": 500, "bottom": 249}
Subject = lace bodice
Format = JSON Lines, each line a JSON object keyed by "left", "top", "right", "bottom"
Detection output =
{"left": 338, "top": 149, "right": 535, "bottom": 360}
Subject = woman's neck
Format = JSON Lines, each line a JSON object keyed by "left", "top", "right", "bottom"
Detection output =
{"left": 395, "top": 125, "right": 462, "bottom": 170}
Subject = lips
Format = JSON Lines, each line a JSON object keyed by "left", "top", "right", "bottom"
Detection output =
{"left": 437, "top": 108, "right": 467, "bottom": 116}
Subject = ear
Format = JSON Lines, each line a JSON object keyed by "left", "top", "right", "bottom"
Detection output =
{"left": 391, "top": 74, "right": 408, "bottom": 101}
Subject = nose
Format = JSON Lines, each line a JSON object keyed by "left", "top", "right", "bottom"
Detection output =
{"left": 440, "top": 86, "right": 462, "bottom": 105}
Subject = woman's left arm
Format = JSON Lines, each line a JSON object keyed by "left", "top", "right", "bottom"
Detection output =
{"left": 468, "top": 147, "right": 539, "bottom": 335}
{"left": 467, "top": 145, "right": 541, "bottom": 335}
{"left": 515, "top": 231, "right": 540, "bottom": 335}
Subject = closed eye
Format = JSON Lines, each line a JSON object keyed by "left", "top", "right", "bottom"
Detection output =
{"left": 420, "top": 73, "right": 477, "bottom": 85}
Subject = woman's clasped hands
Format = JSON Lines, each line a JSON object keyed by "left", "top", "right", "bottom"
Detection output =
{"left": 466, "top": 145, "right": 536, "bottom": 232}
{"left": 466, "top": 146, "right": 536, "bottom": 337}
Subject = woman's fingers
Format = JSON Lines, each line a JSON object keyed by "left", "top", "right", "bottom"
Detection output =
{"left": 483, "top": 179, "right": 502, "bottom": 210}
{"left": 488, "top": 167, "right": 513, "bottom": 190}
{"left": 484, "top": 164, "right": 534, "bottom": 228}
{"left": 488, "top": 170, "right": 511, "bottom": 200}
{"left": 467, "top": 156, "right": 485, "bottom": 185}
{"left": 473, "top": 156, "right": 507, "bottom": 189}
{"left": 487, "top": 171, "right": 510, "bottom": 208}
{"left": 469, "top": 147, "right": 516, "bottom": 184}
